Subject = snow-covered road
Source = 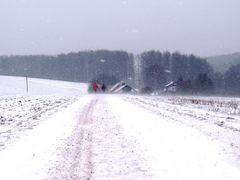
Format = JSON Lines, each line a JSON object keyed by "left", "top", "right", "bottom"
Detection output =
{"left": 0, "top": 94, "right": 240, "bottom": 180}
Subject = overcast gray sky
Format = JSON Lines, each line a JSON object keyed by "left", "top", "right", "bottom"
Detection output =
{"left": 0, "top": 0, "right": 239, "bottom": 56}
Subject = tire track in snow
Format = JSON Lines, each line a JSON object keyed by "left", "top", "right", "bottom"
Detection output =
{"left": 48, "top": 98, "right": 97, "bottom": 180}
{"left": 49, "top": 95, "right": 153, "bottom": 179}
{"left": 75, "top": 98, "right": 96, "bottom": 180}
{"left": 89, "top": 96, "right": 153, "bottom": 179}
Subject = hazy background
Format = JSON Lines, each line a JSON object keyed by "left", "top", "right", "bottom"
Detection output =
{"left": 0, "top": 0, "right": 239, "bottom": 56}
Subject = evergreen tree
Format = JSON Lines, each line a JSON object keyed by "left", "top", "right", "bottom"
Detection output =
{"left": 224, "top": 64, "right": 240, "bottom": 93}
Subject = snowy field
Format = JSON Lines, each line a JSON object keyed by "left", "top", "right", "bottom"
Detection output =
{"left": 0, "top": 76, "right": 87, "bottom": 150}
{"left": 0, "top": 76, "right": 87, "bottom": 97}
{"left": 0, "top": 76, "right": 240, "bottom": 180}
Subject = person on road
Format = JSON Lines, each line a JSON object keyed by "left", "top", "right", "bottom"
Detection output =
{"left": 101, "top": 83, "right": 106, "bottom": 92}
{"left": 92, "top": 82, "right": 98, "bottom": 92}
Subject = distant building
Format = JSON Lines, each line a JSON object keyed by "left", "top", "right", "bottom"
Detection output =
{"left": 164, "top": 81, "right": 177, "bottom": 92}
{"left": 110, "top": 81, "right": 136, "bottom": 93}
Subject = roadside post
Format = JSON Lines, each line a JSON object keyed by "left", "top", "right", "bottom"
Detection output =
{"left": 26, "top": 76, "right": 28, "bottom": 94}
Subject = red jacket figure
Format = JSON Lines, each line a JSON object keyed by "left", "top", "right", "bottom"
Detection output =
{"left": 92, "top": 82, "right": 98, "bottom": 92}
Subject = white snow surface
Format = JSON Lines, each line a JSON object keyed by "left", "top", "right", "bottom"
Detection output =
{"left": 0, "top": 76, "right": 87, "bottom": 150}
{"left": 0, "top": 76, "right": 87, "bottom": 97}
{"left": 110, "top": 96, "right": 240, "bottom": 180}
{"left": 0, "top": 96, "right": 92, "bottom": 180}
{"left": 0, "top": 76, "right": 240, "bottom": 180}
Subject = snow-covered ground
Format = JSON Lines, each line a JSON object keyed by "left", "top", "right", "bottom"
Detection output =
{"left": 124, "top": 95, "right": 240, "bottom": 159}
{"left": 0, "top": 76, "right": 240, "bottom": 180}
{"left": 0, "top": 76, "right": 87, "bottom": 149}
{"left": 0, "top": 76, "right": 87, "bottom": 97}
{"left": 110, "top": 96, "right": 240, "bottom": 180}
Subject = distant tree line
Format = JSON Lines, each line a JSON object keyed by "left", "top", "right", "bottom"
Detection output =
{"left": 140, "top": 50, "right": 240, "bottom": 95}
{"left": 0, "top": 49, "right": 239, "bottom": 95}
{"left": 176, "top": 73, "right": 214, "bottom": 94}
{"left": 139, "top": 50, "right": 214, "bottom": 93}
{"left": 223, "top": 63, "right": 240, "bottom": 94}
{"left": 0, "top": 50, "right": 134, "bottom": 85}
{"left": 206, "top": 52, "right": 240, "bottom": 73}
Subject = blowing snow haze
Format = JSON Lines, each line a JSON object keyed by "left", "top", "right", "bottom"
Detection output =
{"left": 0, "top": 0, "right": 240, "bottom": 56}
{"left": 1, "top": 1, "right": 240, "bottom": 179}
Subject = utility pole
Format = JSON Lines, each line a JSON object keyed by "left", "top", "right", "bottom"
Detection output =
{"left": 24, "top": 67, "right": 29, "bottom": 94}
{"left": 26, "top": 76, "right": 28, "bottom": 94}
{"left": 86, "top": 60, "right": 89, "bottom": 82}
